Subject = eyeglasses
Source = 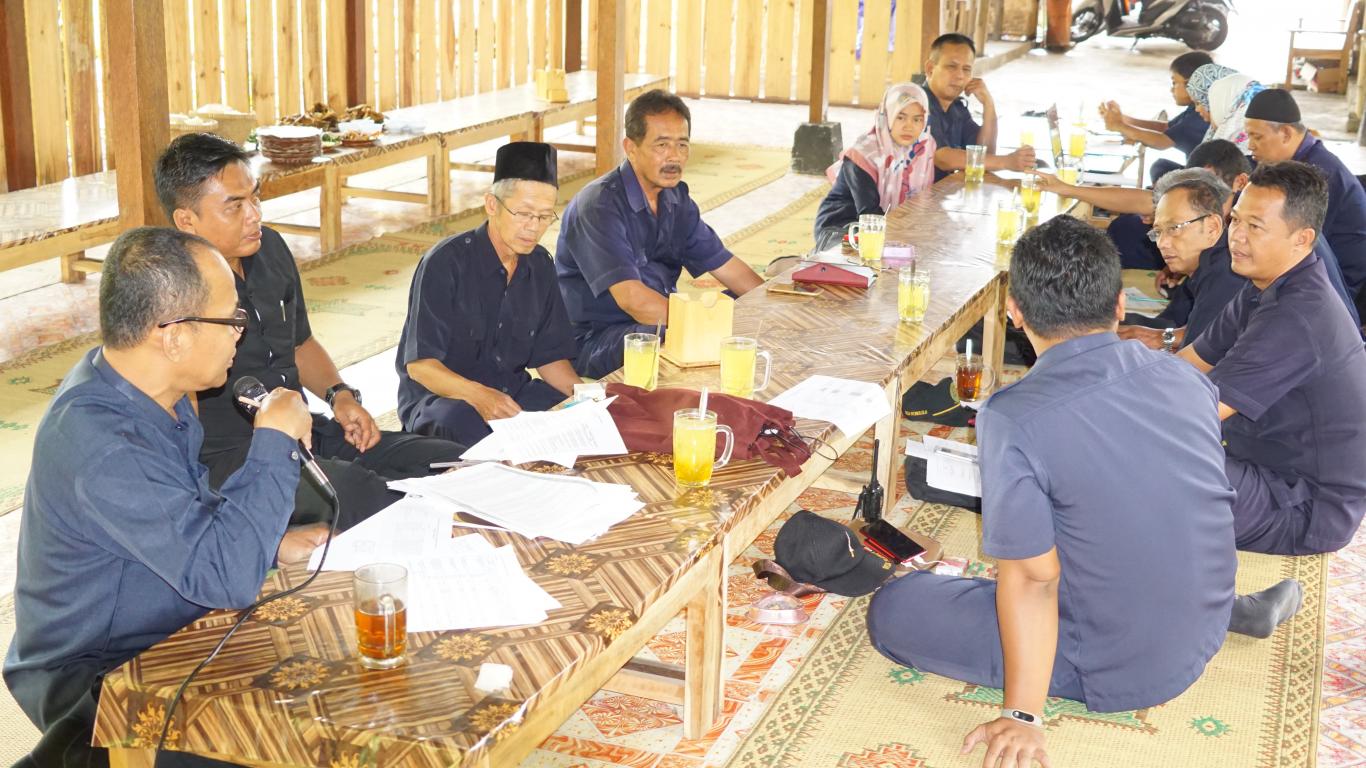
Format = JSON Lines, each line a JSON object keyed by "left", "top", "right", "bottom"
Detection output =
{"left": 1146, "top": 214, "right": 1211, "bottom": 242}
{"left": 157, "top": 307, "right": 250, "bottom": 334}
{"left": 493, "top": 196, "right": 559, "bottom": 228}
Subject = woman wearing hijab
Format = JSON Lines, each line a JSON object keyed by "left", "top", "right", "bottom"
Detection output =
{"left": 813, "top": 84, "right": 937, "bottom": 248}
{"left": 1186, "top": 63, "right": 1265, "bottom": 152}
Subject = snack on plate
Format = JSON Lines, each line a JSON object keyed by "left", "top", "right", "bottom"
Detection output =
{"left": 256, "top": 125, "right": 323, "bottom": 165}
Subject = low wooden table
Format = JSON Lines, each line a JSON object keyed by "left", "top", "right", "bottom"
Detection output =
{"left": 0, "top": 172, "right": 120, "bottom": 283}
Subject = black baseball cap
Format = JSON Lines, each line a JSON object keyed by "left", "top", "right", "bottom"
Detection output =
{"left": 774, "top": 510, "right": 894, "bottom": 597}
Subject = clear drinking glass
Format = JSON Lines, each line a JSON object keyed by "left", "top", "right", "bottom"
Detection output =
{"left": 898, "top": 267, "right": 930, "bottom": 324}
{"left": 354, "top": 563, "right": 408, "bottom": 670}
{"left": 623, "top": 332, "right": 661, "bottom": 390}
{"left": 719, "top": 336, "right": 773, "bottom": 398}
{"left": 965, "top": 144, "right": 986, "bottom": 184}
{"left": 849, "top": 214, "right": 887, "bottom": 269}
{"left": 672, "top": 409, "right": 735, "bottom": 487}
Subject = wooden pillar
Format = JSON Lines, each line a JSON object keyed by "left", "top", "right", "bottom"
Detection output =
{"left": 0, "top": 0, "right": 36, "bottom": 191}
{"left": 566, "top": 0, "right": 583, "bottom": 72}
{"left": 920, "top": 0, "right": 942, "bottom": 72}
{"left": 1044, "top": 0, "right": 1071, "bottom": 50}
{"left": 105, "top": 0, "right": 170, "bottom": 228}
{"left": 595, "top": 0, "right": 625, "bottom": 175}
{"left": 807, "top": 0, "right": 831, "bottom": 124}
{"left": 346, "top": 0, "right": 369, "bottom": 107}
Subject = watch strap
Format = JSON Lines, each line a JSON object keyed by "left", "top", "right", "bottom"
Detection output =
{"left": 1000, "top": 707, "right": 1044, "bottom": 729}
{"left": 325, "top": 383, "right": 359, "bottom": 407}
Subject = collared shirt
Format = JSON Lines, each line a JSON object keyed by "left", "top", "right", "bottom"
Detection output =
{"left": 198, "top": 227, "right": 313, "bottom": 456}
{"left": 555, "top": 160, "right": 732, "bottom": 336}
{"left": 978, "top": 332, "right": 1235, "bottom": 712}
{"left": 396, "top": 223, "right": 576, "bottom": 422}
{"left": 1294, "top": 132, "right": 1366, "bottom": 294}
{"left": 1164, "top": 105, "right": 1210, "bottom": 157}
{"left": 4, "top": 348, "right": 298, "bottom": 726}
{"left": 1194, "top": 250, "right": 1366, "bottom": 552}
{"left": 1133, "top": 235, "right": 1245, "bottom": 347}
{"left": 922, "top": 83, "right": 981, "bottom": 182}
{"left": 814, "top": 159, "right": 883, "bottom": 236}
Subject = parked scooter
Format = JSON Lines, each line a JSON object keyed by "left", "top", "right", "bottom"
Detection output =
{"left": 1070, "top": 0, "right": 1233, "bottom": 50}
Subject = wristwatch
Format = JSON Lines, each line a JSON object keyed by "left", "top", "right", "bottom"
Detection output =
{"left": 1001, "top": 708, "right": 1044, "bottom": 729}
{"left": 1161, "top": 327, "right": 1176, "bottom": 354}
{"left": 325, "top": 383, "right": 362, "bottom": 407}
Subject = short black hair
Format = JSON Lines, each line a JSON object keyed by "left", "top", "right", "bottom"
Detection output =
{"left": 1170, "top": 51, "right": 1214, "bottom": 80}
{"left": 1154, "top": 168, "right": 1231, "bottom": 219}
{"left": 1246, "top": 160, "right": 1329, "bottom": 236}
{"left": 929, "top": 33, "right": 977, "bottom": 60}
{"left": 154, "top": 132, "right": 251, "bottom": 220}
{"left": 625, "top": 89, "right": 691, "bottom": 144}
{"left": 1008, "top": 216, "right": 1122, "bottom": 338}
{"left": 1185, "top": 139, "right": 1251, "bottom": 188}
{"left": 100, "top": 227, "right": 216, "bottom": 349}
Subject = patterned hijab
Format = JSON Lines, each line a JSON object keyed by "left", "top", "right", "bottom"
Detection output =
{"left": 828, "top": 83, "right": 937, "bottom": 212}
{"left": 1207, "top": 73, "right": 1265, "bottom": 150}
{"left": 1186, "top": 64, "right": 1238, "bottom": 109}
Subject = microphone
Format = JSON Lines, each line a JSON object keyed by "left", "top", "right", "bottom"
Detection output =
{"left": 232, "top": 376, "right": 335, "bottom": 500}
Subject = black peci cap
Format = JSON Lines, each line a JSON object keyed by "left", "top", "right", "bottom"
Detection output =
{"left": 1246, "top": 88, "right": 1302, "bottom": 125}
{"left": 774, "top": 510, "right": 894, "bottom": 597}
{"left": 494, "top": 141, "right": 559, "bottom": 187}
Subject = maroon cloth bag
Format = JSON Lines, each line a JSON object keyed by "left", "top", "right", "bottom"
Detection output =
{"left": 605, "top": 383, "right": 812, "bottom": 477}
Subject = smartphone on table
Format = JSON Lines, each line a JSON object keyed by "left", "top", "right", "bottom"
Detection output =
{"left": 861, "top": 519, "right": 927, "bottom": 566}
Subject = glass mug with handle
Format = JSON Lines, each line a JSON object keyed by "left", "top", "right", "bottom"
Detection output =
{"left": 354, "top": 563, "right": 408, "bottom": 670}
{"left": 623, "top": 332, "right": 661, "bottom": 391}
{"left": 846, "top": 214, "right": 887, "bottom": 269}
{"left": 952, "top": 352, "right": 997, "bottom": 405}
{"left": 672, "top": 408, "right": 735, "bottom": 487}
{"left": 719, "top": 336, "right": 773, "bottom": 399}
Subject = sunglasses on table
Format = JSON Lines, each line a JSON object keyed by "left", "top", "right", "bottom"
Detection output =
{"left": 157, "top": 307, "right": 250, "bottom": 333}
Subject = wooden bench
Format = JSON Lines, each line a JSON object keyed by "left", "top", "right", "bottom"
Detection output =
{"left": 0, "top": 172, "right": 120, "bottom": 283}
{"left": 1287, "top": 0, "right": 1364, "bottom": 94}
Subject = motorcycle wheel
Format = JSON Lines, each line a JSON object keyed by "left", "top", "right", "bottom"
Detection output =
{"left": 1071, "top": 7, "right": 1103, "bottom": 42}
{"left": 1181, "top": 8, "right": 1229, "bottom": 51}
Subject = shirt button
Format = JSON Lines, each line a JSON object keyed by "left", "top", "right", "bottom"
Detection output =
{"left": 501, "top": 387, "right": 509, "bottom": 393}
{"left": 290, "top": 451, "right": 299, "bottom": 461}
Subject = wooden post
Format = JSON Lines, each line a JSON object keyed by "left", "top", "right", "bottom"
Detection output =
{"left": 920, "top": 0, "right": 942, "bottom": 73}
{"left": 0, "top": 0, "right": 36, "bottom": 191}
{"left": 346, "top": 0, "right": 369, "bottom": 107}
{"left": 595, "top": 0, "right": 625, "bottom": 175}
{"left": 566, "top": 0, "right": 583, "bottom": 72}
{"left": 808, "top": 0, "right": 831, "bottom": 124}
{"left": 105, "top": 0, "right": 170, "bottom": 228}
{"left": 1045, "top": 0, "right": 1071, "bottom": 50}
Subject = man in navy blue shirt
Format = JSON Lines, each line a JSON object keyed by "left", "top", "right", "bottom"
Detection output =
{"left": 397, "top": 142, "right": 580, "bottom": 445}
{"left": 1099, "top": 51, "right": 1214, "bottom": 184}
{"left": 868, "top": 216, "right": 1300, "bottom": 767}
{"left": 921, "top": 34, "right": 1035, "bottom": 181}
{"left": 556, "top": 90, "right": 764, "bottom": 378}
{"left": 5, "top": 227, "right": 317, "bottom": 767}
{"left": 1181, "top": 162, "right": 1366, "bottom": 554}
{"left": 1244, "top": 88, "right": 1366, "bottom": 311}
{"left": 1120, "top": 169, "right": 1246, "bottom": 350}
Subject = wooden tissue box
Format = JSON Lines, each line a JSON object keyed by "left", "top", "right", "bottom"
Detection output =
{"left": 661, "top": 290, "right": 733, "bottom": 367}
{"left": 536, "top": 69, "right": 570, "bottom": 102}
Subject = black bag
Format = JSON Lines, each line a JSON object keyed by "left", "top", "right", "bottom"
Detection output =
{"left": 904, "top": 456, "right": 981, "bottom": 513}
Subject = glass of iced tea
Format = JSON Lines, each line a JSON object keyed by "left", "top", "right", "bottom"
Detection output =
{"left": 953, "top": 353, "right": 996, "bottom": 405}
{"left": 354, "top": 563, "right": 408, "bottom": 670}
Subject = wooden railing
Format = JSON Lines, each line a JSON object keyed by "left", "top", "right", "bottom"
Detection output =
{"left": 0, "top": 0, "right": 1032, "bottom": 193}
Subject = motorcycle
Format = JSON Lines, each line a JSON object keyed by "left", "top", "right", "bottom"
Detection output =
{"left": 1070, "top": 0, "right": 1234, "bottom": 50}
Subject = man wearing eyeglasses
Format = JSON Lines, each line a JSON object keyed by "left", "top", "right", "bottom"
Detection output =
{"left": 555, "top": 89, "right": 765, "bottom": 378}
{"left": 155, "top": 133, "right": 465, "bottom": 532}
{"left": 1178, "top": 162, "right": 1366, "bottom": 555}
{"left": 396, "top": 142, "right": 580, "bottom": 444}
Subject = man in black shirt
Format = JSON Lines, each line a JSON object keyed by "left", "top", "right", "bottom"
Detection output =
{"left": 155, "top": 133, "right": 465, "bottom": 530}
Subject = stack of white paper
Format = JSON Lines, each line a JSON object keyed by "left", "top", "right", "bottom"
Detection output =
{"left": 389, "top": 462, "right": 644, "bottom": 545}
{"left": 1123, "top": 286, "right": 1168, "bottom": 318}
{"left": 906, "top": 435, "right": 982, "bottom": 497}
{"left": 768, "top": 375, "right": 893, "bottom": 437}
{"left": 460, "top": 396, "right": 628, "bottom": 467}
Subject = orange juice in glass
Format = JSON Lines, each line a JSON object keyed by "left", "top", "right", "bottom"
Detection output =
{"left": 672, "top": 408, "right": 735, "bottom": 487}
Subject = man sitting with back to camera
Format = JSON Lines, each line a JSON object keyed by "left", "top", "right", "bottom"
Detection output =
{"left": 865, "top": 216, "right": 1301, "bottom": 768}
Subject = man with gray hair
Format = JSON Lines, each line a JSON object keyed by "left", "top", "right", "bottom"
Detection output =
{"left": 1118, "top": 168, "right": 1245, "bottom": 351}
{"left": 6, "top": 227, "right": 316, "bottom": 766}
{"left": 396, "top": 141, "right": 580, "bottom": 445}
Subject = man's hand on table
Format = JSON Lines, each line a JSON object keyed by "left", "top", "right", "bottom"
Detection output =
{"left": 277, "top": 525, "right": 331, "bottom": 567}
{"left": 469, "top": 385, "right": 522, "bottom": 421}
{"left": 255, "top": 388, "right": 314, "bottom": 449}
{"left": 332, "top": 392, "right": 380, "bottom": 452}
{"left": 962, "top": 717, "right": 1051, "bottom": 768}
{"left": 1001, "top": 146, "right": 1037, "bottom": 172}
{"left": 1116, "top": 325, "right": 1168, "bottom": 350}
{"left": 1099, "top": 101, "right": 1125, "bottom": 132}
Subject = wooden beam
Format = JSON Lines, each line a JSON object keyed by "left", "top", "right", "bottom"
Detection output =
{"left": 921, "top": 0, "right": 942, "bottom": 71}
{"left": 64, "top": 0, "right": 102, "bottom": 176}
{"left": 595, "top": 0, "right": 625, "bottom": 175}
{"left": 566, "top": 0, "right": 583, "bottom": 71}
{"left": 346, "top": 0, "right": 368, "bottom": 107}
{"left": 1045, "top": 0, "right": 1071, "bottom": 50}
{"left": 106, "top": 0, "right": 170, "bottom": 228}
{"left": 807, "top": 0, "right": 831, "bottom": 123}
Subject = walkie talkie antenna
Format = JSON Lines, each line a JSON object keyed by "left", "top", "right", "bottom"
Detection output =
{"left": 853, "top": 439, "right": 886, "bottom": 524}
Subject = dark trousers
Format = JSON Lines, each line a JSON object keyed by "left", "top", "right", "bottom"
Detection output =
{"left": 1224, "top": 455, "right": 1328, "bottom": 555}
{"left": 1107, "top": 213, "right": 1164, "bottom": 270}
{"left": 10, "top": 667, "right": 241, "bottom": 767}
{"left": 573, "top": 322, "right": 655, "bottom": 379}
{"left": 202, "top": 415, "right": 465, "bottom": 532}
{"left": 866, "top": 572, "right": 1090, "bottom": 704}
{"left": 403, "top": 379, "right": 568, "bottom": 445}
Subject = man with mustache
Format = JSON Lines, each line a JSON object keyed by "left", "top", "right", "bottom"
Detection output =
{"left": 555, "top": 89, "right": 765, "bottom": 378}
